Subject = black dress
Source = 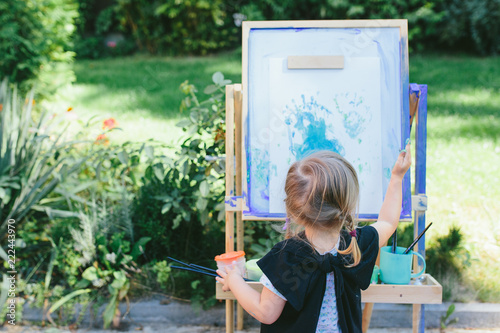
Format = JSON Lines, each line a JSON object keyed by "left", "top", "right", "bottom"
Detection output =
{"left": 257, "top": 226, "right": 379, "bottom": 333}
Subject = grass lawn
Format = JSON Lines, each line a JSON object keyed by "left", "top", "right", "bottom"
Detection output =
{"left": 47, "top": 51, "right": 500, "bottom": 302}
{"left": 410, "top": 54, "right": 500, "bottom": 302}
{"left": 44, "top": 50, "right": 242, "bottom": 145}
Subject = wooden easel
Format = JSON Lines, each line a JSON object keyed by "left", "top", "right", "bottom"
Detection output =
{"left": 219, "top": 83, "right": 441, "bottom": 333}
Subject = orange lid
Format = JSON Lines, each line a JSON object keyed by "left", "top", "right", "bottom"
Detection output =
{"left": 214, "top": 251, "right": 245, "bottom": 262}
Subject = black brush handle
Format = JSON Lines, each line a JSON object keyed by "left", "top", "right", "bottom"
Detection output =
{"left": 169, "top": 258, "right": 255, "bottom": 281}
{"left": 391, "top": 231, "right": 397, "bottom": 253}
{"left": 191, "top": 263, "right": 218, "bottom": 274}
{"left": 168, "top": 256, "right": 216, "bottom": 273}
{"left": 403, "top": 222, "right": 433, "bottom": 254}
{"left": 171, "top": 265, "right": 220, "bottom": 278}
{"left": 167, "top": 256, "right": 191, "bottom": 267}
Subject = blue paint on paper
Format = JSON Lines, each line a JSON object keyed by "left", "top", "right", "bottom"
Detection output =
{"left": 384, "top": 167, "right": 391, "bottom": 179}
{"left": 248, "top": 148, "right": 270, "bottom": 212}
{"left": 284, "top": 94, "right": 345, "bottom": 160}
{"left": 332, "top": 93, "right": 369, "bottom": 139}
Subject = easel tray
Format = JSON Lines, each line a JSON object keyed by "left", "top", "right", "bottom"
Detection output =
{"left": 216, "top": 274, "right": 442, "bottom": 304}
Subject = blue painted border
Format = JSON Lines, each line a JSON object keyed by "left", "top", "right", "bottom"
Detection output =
{"left": 244, "top": 24, "right": 411, "bottom": 220}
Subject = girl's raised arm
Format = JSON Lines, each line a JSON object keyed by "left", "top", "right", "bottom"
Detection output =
{"left": 372, "top": 142, "right": 412, "bottom": 247}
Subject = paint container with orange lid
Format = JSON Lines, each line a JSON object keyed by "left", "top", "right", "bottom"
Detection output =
{"left": 215, "top": 251, "right": 246, "bottom": 276}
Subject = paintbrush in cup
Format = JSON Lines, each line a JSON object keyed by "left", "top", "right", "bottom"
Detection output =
{"left": 403, "top": 222, "right": 433, "bottom": 254}
{"left": 391, "top": 231, "right": 397, "bottom": 253}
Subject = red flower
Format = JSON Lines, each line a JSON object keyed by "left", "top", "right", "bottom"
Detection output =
{"left": 102, "top": 118, "right": 118, "bottom": 130}
{"left": 95, "top": 134, "right": 109, "bottom": 145}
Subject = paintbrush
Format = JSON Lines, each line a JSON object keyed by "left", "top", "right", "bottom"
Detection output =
{"left": 171, "top": 265, "right": 220, "bottom": 278}
{"left": 391, "top": 231, "right": 397, "bottom": 253}
{"left": 167, "top": 256, "right": 216, "bottom": 273}
{"left": 403, "top": 222, "right": 433, "bottom": 254}
{"left": 167, "top": 256, "right": 254, "bottom": 281}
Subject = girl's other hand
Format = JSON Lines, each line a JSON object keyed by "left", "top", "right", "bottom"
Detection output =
{"left": 392, "top": 142, "right": 411, "bottom": 179}
{"left": 216, "top": 264, "right": 243, "bottom": 292}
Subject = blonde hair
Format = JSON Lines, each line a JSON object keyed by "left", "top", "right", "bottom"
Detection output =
{"left": 284, "top": 150, "right": 361, "bottom": 267}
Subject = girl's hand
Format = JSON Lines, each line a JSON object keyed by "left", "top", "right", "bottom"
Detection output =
{"left": 392, "top": 142, "right": 412, "bottom": 179}
{"left": 216, "top": 264, "right": 244, "bottom": 292}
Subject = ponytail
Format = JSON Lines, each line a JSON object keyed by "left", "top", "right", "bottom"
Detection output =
{"left": 338, "top": 216, "right": 361, "bottom": 267}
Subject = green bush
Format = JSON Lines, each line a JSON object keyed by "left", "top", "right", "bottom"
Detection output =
{"left": 238, "top": 0, "right": 499, "bottom": 54}
{"left": 0, "top": 80, "right": 86, "bottom": 251}
{"left": 72, "top": 0, "right": 499, "bottom": 56}
{"left": 0, "top": 0, "right": 78, "bottom": 96}
{"left": 116, "top": 0, "right": 238, "bottom": 55}
{"left": 133, "top": 73, "right": 231, "bottom": 306}
{"left": 73, "top": 0, "right": 137, "bottom": 59}
{"left": 438, "top": 0, "right": 500, "bottom": 55}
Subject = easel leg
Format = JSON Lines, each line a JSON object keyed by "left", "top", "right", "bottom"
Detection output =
{"left": 234, "top": 85, "right": 245, "bottom": 331}
{"left": 362, "top": 303, "right": 374, "bottom": 333}
{"left": 362, "top": 245, "right": 382, "bottom": 332}
{"left": 226, "top": 300, "right": 234, "bottom": 333}
{"left": 412, "top": 304, "right": 425, "bottom": 333}
{"left": 237, "top": 304, "right": 244, "bottom": 330}
{"left": 225, "top": 85, "right": 236, "bottom": 333}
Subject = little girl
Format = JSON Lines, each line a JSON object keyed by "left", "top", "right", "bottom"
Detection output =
{"left": 216, "top": 142, "right": 411, "bottom": 332}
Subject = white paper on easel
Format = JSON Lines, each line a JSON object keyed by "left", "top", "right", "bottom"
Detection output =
{"left": 267, "top": 57, "right": 383, "bottom": 215}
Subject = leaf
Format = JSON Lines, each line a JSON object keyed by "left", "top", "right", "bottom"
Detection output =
{"left": 0, "top": 247, "right": 8, "bottom": 262}
{"left": 82, "top": 266, "right": 98, "bottom": 281}
{"left": 204, "top": 84, "right": 218, "bottom": 94}
{"left": 48, "top": 289, "right": 92, "bottom": 315}
{"left": 199, "top": 180, "right": 209, "bottom": 197}
{"left": 102, "top": 294, "right": 118, "bottom": 329}
{"left": 0, "top": 276, "right": 9, "bottom": 314}
{"left": 131, "top": 237, "right": 151, "bottom": 260}
{"left": 74, "top": 279, "right": 91, "bottom": 289}
{"left": 196, "top": 197, "right": 208, "bottom": 211}
{"left": 153, "top": 163, "right": 165, "bottom": 181}
{"left": 117, "top": 150, "right": 129, "bottom": 165}
{"left": 191, "top": 280, "right": 201, "bottom": 289}
{"left": 189, "top": 111, "right": 198, "bottom": 123}
{"left": 176, "top": 119, "right": 192, "bottom": 128}
{"left": 145, "top": 145, "right": 154, "bottom": 160}
{"left": 113, "top": 270, "right": 127, "bottom": 282}
{"left": 172, "top": 215, "right": 182, "bottom": 229}
{"left": 446, "top": 304, "right": 456, "bottom": 317}
{"left": 111, "top": 273, "right": 126, "bottom": 289}
{"left": 217, "top": 209, "right": 225, "bottom": 222}
{"left": 161, "top": 202, "right": 172, "bottom": 214}
{"left": 155, "top": 3, "right": 170, "bottom": 15}
{"left": 118, "top": 280, "right": 130, "bottom": 300}
{"left": 212, "top": 72, "right": 224, "bottom": 85}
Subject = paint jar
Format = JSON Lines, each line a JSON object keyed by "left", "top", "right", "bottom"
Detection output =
{"left": 245, "top": 259, "right": 263, "bottom": 281}
{"left": 215, "top": 251, "right": 246, "bottom": 277}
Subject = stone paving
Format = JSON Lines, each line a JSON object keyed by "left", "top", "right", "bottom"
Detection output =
{"left": 2, "top": 298, "right": 499, "bottom": 332}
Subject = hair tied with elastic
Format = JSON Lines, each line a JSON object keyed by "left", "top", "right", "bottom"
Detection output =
{"left": 283, "top": 217, "right": 290, "bottom": 231}
{"left": 349, "top": 229, "right": 357, "bottom": 238}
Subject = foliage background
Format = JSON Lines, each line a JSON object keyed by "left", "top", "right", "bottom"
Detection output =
{"left": 0, "top": 0, "right": 78, "bottom": 97}
{"left": 73, "top": 0, "right": 500, "bottom": 57}
{"left": 1, "top": 0, "right": 499, "bottom": 327}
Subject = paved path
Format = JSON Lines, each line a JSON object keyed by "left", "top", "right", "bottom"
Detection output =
{"left": 2, "top": 325, "right": 500, "bottom": 332}
{"left": 3, "top": 298, "right": 499, "bottom": 332}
